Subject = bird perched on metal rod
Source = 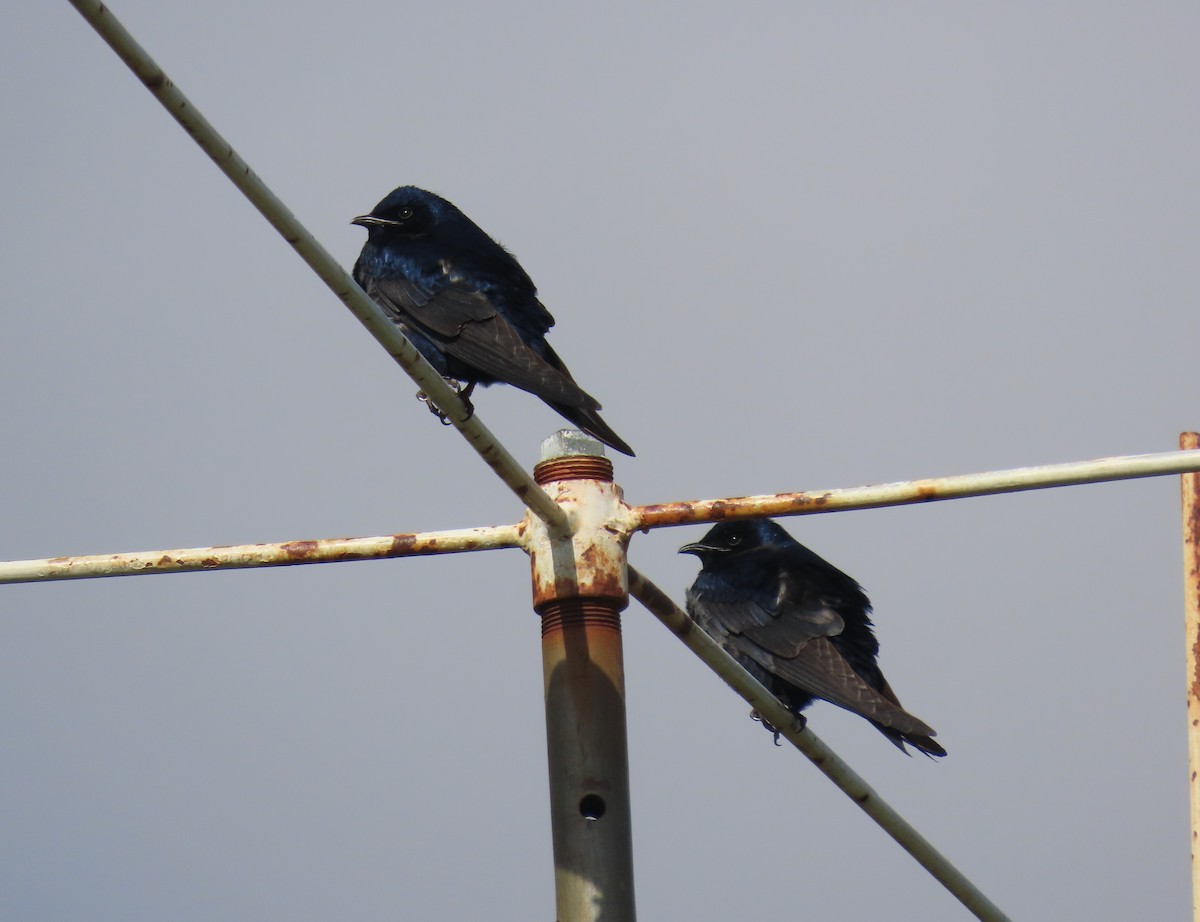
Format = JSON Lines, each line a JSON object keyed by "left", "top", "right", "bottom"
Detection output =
{"left": 680, "top": 518, "right": 945, "bottom": 756}
{"left": 352, "top": 186, "right": 634, "bottom": 456}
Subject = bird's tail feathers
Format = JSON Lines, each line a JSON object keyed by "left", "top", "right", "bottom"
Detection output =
{"left": 545, "top": 399, "right": 636, "bottom": 457}
{"left": 874, "top": 722, "right": 948, "bottom": 758}
{"left": 869, "top": 677, "right": 946, "bottom": 757}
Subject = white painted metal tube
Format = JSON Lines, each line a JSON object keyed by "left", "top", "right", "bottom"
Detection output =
{"left": 627, "top": 565, "right": 1012, "bottom": 922}
{"left": 65, "top": 0, "right": 565, "bottom": 529}
{"left": 635, "top": 448, "right": 1200, "bottom": 528}
{"left": 1179, "top": 433, "right": 1200, "bottom": 922}
{"left": 0, "top": 524, "right": 522, "bottom": 584}
{"left": 7, "top": 447, "right": 1199, "bottom": 585}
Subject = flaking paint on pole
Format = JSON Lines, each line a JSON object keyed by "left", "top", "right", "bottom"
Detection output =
{"left": 1180, "top": 431, "right": 1200, "bottom": 921}
{"left": 9, "top": 446, "right": 1200, "bottom": 584}
{"left": 526, "top": 432, "right": 637, "bottom": 922}
{"left": 0, "top": 524, "right": 523, "bottom": 584}
{"left": 634, "top": 448, "right": 1200, "bottom": 528}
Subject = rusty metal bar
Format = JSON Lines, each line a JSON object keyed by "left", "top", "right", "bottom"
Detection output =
{"left": 8, "top": 445, "right": 1200, "bottom": 586}
{"left": 65, "top": 0, "right": 566, "bottom": 530}
{"left": 634, "top": 448, "right": 1200, "bottom": 528}
{"left": 626, "top": 565, "right": 1012, "bottom": 922}
{"left": 525, "top": 433, "right": 637, "bottom": 921}
{"left": 1181, "top": 432, "right": 1200, "bottom": 921}
{"left": 0, "top": 524, "right": 522, "bottom": 585}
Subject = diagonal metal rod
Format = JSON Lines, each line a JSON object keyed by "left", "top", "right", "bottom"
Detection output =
{"left": 634, "top": 448, "right": 1200, "bottom": 528}
{"left": 627, "top": 566, "right": 1012, "bottom": 922}
{"left": 0, "top": 524, "right": 523, "bottom": 585}
{"left": 65, "top": 0, "right": 565, "bottom": 530}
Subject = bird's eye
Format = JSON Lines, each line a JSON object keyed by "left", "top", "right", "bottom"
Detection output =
{"left": 727, "top": 534, "right": 742, "bottom": 546}
{"left": 396, "top": 206, "right": 415, "bottom": 221}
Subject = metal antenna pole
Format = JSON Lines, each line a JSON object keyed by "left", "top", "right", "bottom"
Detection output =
{"left": 525, "top": 432, "right": 638, "bottom": 921}
{"left": 1181, "top": 431, "right": 1200, "bottom": 922}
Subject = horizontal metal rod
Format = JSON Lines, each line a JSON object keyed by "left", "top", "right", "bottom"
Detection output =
{"left": 6, "top": 444, "right": 1197, "bottom": 587}
{"left": 0, "top": 524, "right": 522, "bottom": 585}
{"left": 626, "top": 565, "right": 1011, "bottom": 922}
{"left": 66, "top": 0, "right": 565, "bottom": 530}
{"left": 634, "top": 448, "right": 1200, "bottom": 528}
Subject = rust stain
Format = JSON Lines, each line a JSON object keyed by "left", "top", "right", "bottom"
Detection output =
{"left": 199, "top": 557, "right": 220, "bottom": 568}
{"left": 576, "top": 544, "right": 626, "bottom": 600}
{"left": 708, "top": 500, "right": 733, "bottom": 520}
{"left": 1191, "top": 635, "right": 1200, "bottom": 702}
{"left": 628, "top": 575, "right": 693, "bottom": 636}
{"left": 637, "top": 492, "right": 841, "bottom": 526}
{"left": 534, "top": 456, "right": 613, "bottom": 484}
{"left": 538, "top": 599, "right": 623, "bottom": 636}
{"left": 384, "top": 533, "right": 414, "bottom": 554}
{"left": 280, "top": 540, "right": 319, "bottom": 560}
{"left": 1187, "top": 501, "right": 1200, "bottom": 557}
{"left": 1185, "top": 443, "right": 1200, "bottom": 705}
{"left": 157, "top": 555, "right": 174, "bottom": 567}
{"left": 669, "top": 616, "right": 693, "bottom": 637}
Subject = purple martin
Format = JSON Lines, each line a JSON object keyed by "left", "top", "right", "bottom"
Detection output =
{"left": 680, "top": 518, "right": 945, "bottom": 756}
{"left": 352, "top": 186, "right": 634, "bottom": 456}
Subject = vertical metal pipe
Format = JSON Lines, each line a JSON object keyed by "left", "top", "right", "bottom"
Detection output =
{"left": 527, "top": 432, "right": 637, "bottom": 922}
{"left": 1182, "top": 431, "right": 1200, "bottom": 921}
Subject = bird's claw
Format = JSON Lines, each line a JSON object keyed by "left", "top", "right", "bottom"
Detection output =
{"left": 751, "top": 708, "right": 805, "bottom": 747}
{"left": 455, "top": 380, "right": 475, "bottom": 421}
{"left": 416, "top": 390, "right": 455, "bottom": 425}
{"left": 415, "top": 379, "right": 475, "bottom": 425}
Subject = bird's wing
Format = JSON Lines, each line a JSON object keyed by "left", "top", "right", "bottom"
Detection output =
{"left": 364, "top": 276, "right": 597, "bottom": 408}
{"left": 688, "top": 582, "right": 934, "bottom": 735}
{"left": 763, "top": 637, "right": 935, "bottom": 734}
{"left": 746, "top": 571, "right": 848, "bottom": 655}
{"left": 692, "top": 593, "right": 843, "bottom": 653}
{"left": 692, "top": 568, "right": 845, "bottom": 656}
{"left": 366, "top": 275, "right": 495, "bottom": 334}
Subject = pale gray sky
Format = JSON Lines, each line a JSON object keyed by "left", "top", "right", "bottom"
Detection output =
{"left": 3, "top": 3, "right": 1197, "bottom": 919}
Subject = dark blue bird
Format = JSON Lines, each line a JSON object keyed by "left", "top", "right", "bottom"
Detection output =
{"left": 352, "top": 186, "right": 634, "bottom": 456}
{"left": 680, "top": 518, "right": 945, "bottom": 756}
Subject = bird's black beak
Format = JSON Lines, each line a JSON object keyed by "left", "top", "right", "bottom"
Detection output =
{"left": 679, "top": 542, "right": 721, "bottom": 556}
{"left": 351, "top": 214, "right": 398, "bottom": 228}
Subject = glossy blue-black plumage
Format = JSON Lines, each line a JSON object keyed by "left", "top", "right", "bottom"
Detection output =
{"left": 352, "top": 186, "right": 634, "bottom": 456}
{"left": 680, "top": 518, "right": 945, "bottom": 757}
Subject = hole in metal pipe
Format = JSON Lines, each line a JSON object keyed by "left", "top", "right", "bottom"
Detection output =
{"left": 579, "top": 794, "right": 606, "bottom": 821}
